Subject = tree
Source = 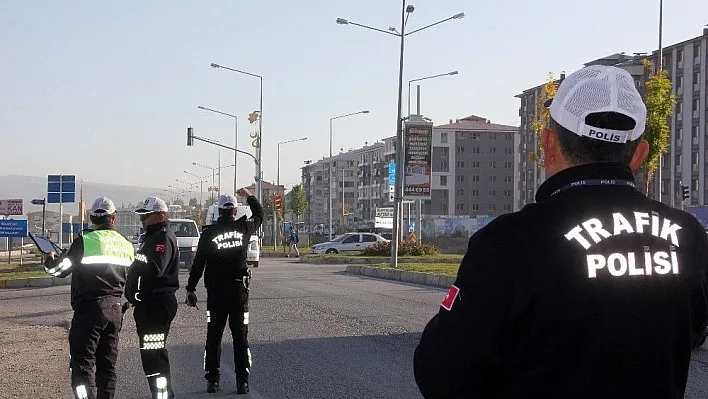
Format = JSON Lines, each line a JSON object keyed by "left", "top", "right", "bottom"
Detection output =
{"left": 528, "top": 72, "right": 559, "bottom": 166}
{"left": 188, "top": 197, "right": 198, "bottom": 207}
{"left": 640, "top": 59, "right": 676, "bottom": 197}
{"left": 172, "top": 198, "right": 184, "bottom": 207}
{"left": 288, "top": 184, "right": 308, "bottom": 223}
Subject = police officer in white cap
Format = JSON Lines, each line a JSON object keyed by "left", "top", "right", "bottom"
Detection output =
{"left": 414, "top": 65, "right": 708, "bottom": 398}
{"left": 186, "top": 187, "right": 263, "bottom": 394}
{"left": 125, "top": 196, "right": 180, "bottom": 399}
{"left": 44, "top": 197, "right": 134, "bottom": 399}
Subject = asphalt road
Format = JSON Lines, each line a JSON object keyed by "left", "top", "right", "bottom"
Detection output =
{"left": 1, "top": 258, "right": 708, "bottom": 398}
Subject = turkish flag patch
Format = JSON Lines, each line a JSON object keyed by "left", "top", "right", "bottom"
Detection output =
{"left": 441, "top": 285, "right": 460, "bottom": 311}
{"left": 155, "top": 244, "right": 165, "bottom": 253}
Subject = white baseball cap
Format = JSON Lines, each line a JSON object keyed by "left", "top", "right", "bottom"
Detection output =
{"left": 90, "top": 197, "right": 116, "bottom": 216}
{"left": 218, "top": 194, "right": 237, "bottom": 209}
{"left": 135, "top": 196, "right": 169, "bottom": 214}
{"left": 547, "top": 65, "right": 647, "bottom": 144}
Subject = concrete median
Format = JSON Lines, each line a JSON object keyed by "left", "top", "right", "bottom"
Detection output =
{"left": 346, "top": 265, "right": 455, "bottom": 288}
{"left": 0, "top": 276, "right": 72, "bottom": 289}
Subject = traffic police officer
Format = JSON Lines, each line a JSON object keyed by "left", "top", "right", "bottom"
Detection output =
{"left": 414, "top": 65, "right": 708, "bottom": 398}
{"left": 44, "top": 197, "right": 134, "bottom": 399}
{"left": 125, "top": 196, "right": 180, "bottom": 399}
{"left": 185, "top": 188, "right": 263, "bottom": 394}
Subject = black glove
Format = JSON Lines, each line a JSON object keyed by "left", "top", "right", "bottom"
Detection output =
{"left": 186, "top": 291, "right": 198, "bottom": 308}
{"left": 121, "top": 302, "right": 131, "bottom": 314}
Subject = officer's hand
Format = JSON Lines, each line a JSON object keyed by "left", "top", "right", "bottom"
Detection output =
{"left": 237, "top": 187, "right": 252, "bottom": 197}
{"left": 186, "top": 291, "right": 198, "bottom": 307}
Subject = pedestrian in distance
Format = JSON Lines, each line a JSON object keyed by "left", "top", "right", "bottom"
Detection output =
{"left": 185, "top": 188, "right": 264, "bottom": 395}
{"left": 414, "top": 65, "right": 708, "bottom": 399}
{"left": 125, "top": 196, "right": 180, "bottom": 399}
{"left": 287, "top": 227, "right": 299, "bottom": 258}
{"left": 44, "top": 197, "right": 134, "bottom": 399}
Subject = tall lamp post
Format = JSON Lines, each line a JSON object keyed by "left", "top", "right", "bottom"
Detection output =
{"left": 337, "top": 2, "right": 464, "bottom": 267}
{"left": 183, "top": 171, "right": 208, "bottom": 208}
{"left": 210, "top": 63, "right": 263, "bottom": 202}
{"left": 193, "top": 162, "right": 234, "bottom": 202}
{"left": 408, "top": 71, "right": 458, "bottom": 116}
{"left": 328, "top": 111, "right": 369, "bottom": 239}
{"left": 274, "top": 137, "right": 308, "bottom": 249}
{"left": 198, "top": 105, "right": 239, "bottom": 195}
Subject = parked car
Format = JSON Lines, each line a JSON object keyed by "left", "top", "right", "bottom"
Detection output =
{"left": 134, "top": 219, "right": 200, "bottom": 269}
{"left": 310, "top": 232, "right": 388, "bottom": 255}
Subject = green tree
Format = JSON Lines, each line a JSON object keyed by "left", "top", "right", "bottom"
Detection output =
{"left": 528, "top": 72, "right": 559, "bottom": 166}
{"left": 640, "top": 59, "right": 676, "bottom": 197}
{"left": 288, "top": 184, "right": 308, "bottom": 223}
{"left": 172, "top": 197, "right": 184, "bottom": 207}
{"left": 188, "top": 197, "right": 199, "bottom": 207}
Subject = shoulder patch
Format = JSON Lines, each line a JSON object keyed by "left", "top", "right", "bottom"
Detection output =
{"left": 441, "top": 285, "right": 460, "bottom": 311}
{"left": 155, "top": 244, "right": 165, "bottom": 253}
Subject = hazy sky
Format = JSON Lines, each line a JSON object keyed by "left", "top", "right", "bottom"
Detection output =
{"left": 2, "top": 0, "right": 706, "bottom": 197}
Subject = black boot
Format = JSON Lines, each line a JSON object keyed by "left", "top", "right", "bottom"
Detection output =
{"left": 236, "top": 375, "right": 249, "bottom": 394}
{"left": 206, "top": 380, "right": 219, "bottom": 393}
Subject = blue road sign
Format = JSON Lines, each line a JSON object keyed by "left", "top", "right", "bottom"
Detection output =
{"left": 47, "top": 174, "right": 76, "bottom": 204}
{"left": 388, "top": 162, "right": 396, "bottom": 185}
{"left": 62, "top": 223, "right": 89, "bottom": 233}
{"left": 0, "top": 220, "right": 28, "bottom": 238}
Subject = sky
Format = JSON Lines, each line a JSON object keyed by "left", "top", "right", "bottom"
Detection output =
{"left": 2, "top": 0, "right": 707, "bottom": 198}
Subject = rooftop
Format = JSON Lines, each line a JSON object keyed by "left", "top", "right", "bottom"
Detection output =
{"left": 434, "top": 115, "right": 518, "bottom": 131}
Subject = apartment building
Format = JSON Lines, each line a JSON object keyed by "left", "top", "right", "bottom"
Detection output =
{"left": 430, "top": 115, "right": 519, "bottom": 217}
{"left": 301, "top": 142, "right": 384, "bottom": 234}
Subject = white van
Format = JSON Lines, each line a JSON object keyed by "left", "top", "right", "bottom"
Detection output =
{"left": 133, "top": 219, "right": 200, "bottom": 269}
{"left": 205, "top": 204, "right": 260, "bottom": 267}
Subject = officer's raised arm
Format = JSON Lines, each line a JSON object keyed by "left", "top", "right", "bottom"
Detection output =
{"left": 44, "top": 237, "right": 84, "bottom": 278}
{"left": 414, "top": 222, "right": 513, "bottom": 398}
{"left": 238, "top": 187, "right": 263, "bottom": 231}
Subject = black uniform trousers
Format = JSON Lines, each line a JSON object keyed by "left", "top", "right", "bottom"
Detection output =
{"left": 133, "top": 294, "right": 178, "bottom": 399}
{"left": 69, "top": 297, "right": 123, "bottom": 399}
{"left": 204, "top": 279, "right": 250, "bottom": 381}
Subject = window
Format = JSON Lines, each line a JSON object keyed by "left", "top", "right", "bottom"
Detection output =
{"left": 694, "top": 71, "right": 701, "bottom": 85}
{"left": 361, "top": 234, "right": 377, "bottom": 242}
{"left": 489, "top": 176, "right": 497, "bottom": 183}
{"left": 472, "top": 204, "right": 479, "bottom": 211}
{"left": 490, "top": 147, "right": 497, "bottom": 154}
{"left": 472, "top": 133, "right": 480, "bottom": 140}
{"left": 441, "top": 132, "right": 448, "bottom": 143}
{"left": 677, "top": 76, "right": 683, "bottom": 90}
{"left": 677, "top": 49, "right": 684, "bottom": 63}
{"left": 505, "top": 176, "right": 513, "bottom": 183}
{"left": 440, "top": 175, "right": 447, "bottom": 186}
{"left": 504, "top": 162, "right": 512, "bottom": 169}
{"left": 504, "top": 147, "right": 513, "bottom": 155}
{"left": 473, "top": 147, "right": 480, "bottom": 154}
{"left": 490, "top": 133, "right": 496, "bottom": 140}
{"left": 457, "top": 161, "right": 465, "bottom": 168}
{"left": 489, "top": 189, "right": 496, "bottom": 196}
{"left": 693, "top": 98, "right": 700, "bottom": 111}
{"left": 489, "top": 161, "right": 496, "bottom": 168}
{"left": 472, "top": 189, "right": 479, "bottom": 196}
{"left": 342, "top": 235, "right": 359, "bottom": 244}
{"left": 676, "top": 127, "right": 683, "bottom": 141}
{"left": 692, "top": 151, "right": 699, "bottom": 165}
{"left": 504, "top": 204, "right": 512, "bottom": 211}
{"left": 472, "top": 175, "right": 480, "bottom": 182}
{"left": 456, "top": 147, "right": 465, "bottom": 154}
{"left": 677, "top": 102, "right": 683, "bottom": 115}
{"left": 504, "top": 189, "right": 511, "bottom": 197}
{"left": 505, "top": 133, "right": 513, "bottom": 141}
{"left": 456, "top": 175, "right": 464, "bottom": 182}
{"left": 488, "top": 204, "right": 496, "bottom": 211}
{"left": 456, "top": 203, "right": 464, "bottom": 211}
{"left": 456, "top": 189, "right": 464, "bottom": 196}
{"left": 472, "top": 161, "right": 480, "bottom": 168}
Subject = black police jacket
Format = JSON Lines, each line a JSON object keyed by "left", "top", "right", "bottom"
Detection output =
{"left": 125, "top": 221, "right": 180, "bottom": 304}
{"left": 413, "top": 162, "right": 708, "bottom": 399}
{"left": 44, "top": 226, "right": 130, "bottom": 310}
{"left": 186, "top": 195, "right": 263, "bottom": 292}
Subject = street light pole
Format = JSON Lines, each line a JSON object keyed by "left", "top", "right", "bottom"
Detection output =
{"left": 197, "top": 105, "right": 239, "bottom": 195}
{"left": 210, "top": 64, "right": 263, "bottom": 202}
{"left": 274, "top": 137, "right": 308, "bottom": 250}
{"left": 337, "top": 2, "right": 464, "bottom": 267}
{"left": 328, "top": 111, "right": 369, "bottom": 239}
{"left": 407, "top": 71, "right": 458, "bottom": 116}
{"left": 183, "top": 170, "right": 206, "bottom": 208}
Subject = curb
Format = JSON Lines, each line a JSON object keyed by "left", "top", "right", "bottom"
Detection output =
{"left": 345, "top": 265, "right": 455, "bottom": 288}
{"left": 0, "top": 276, "right": 72, "bottom": 289}
{"left": 302, "top": 256, "right": 459, "bottom": 265}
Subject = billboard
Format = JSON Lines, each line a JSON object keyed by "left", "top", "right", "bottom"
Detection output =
{"left": 0, "top": 199, "right": 23, "bottom": 216}
{"left": 403, "top": 122, "right": 433, "bottom": 200}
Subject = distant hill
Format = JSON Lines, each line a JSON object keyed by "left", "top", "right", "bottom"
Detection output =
{"left": 0, "top": 175, "right": 164, "bottom": 214}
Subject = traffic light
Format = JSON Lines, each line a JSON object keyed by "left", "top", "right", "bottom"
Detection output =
{"left": 274, "top": 194, "right": 283, "bottom": 213}
{"left": 187, "top": 127, "right": 194, "bottom": 146}
{"left": 248, "top": 111, "right": 260, "bottom": 124}
{"left": 681, "top": 185, "right": 690, "bottom": 201}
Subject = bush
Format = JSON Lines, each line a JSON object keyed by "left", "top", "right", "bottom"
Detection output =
{"left": 362, "top": 240, "right": 439, "bottom": 256}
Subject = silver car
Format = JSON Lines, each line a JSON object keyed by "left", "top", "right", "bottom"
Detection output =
{"left": 310, "top": 232, "right": 388, "bottom": 255}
